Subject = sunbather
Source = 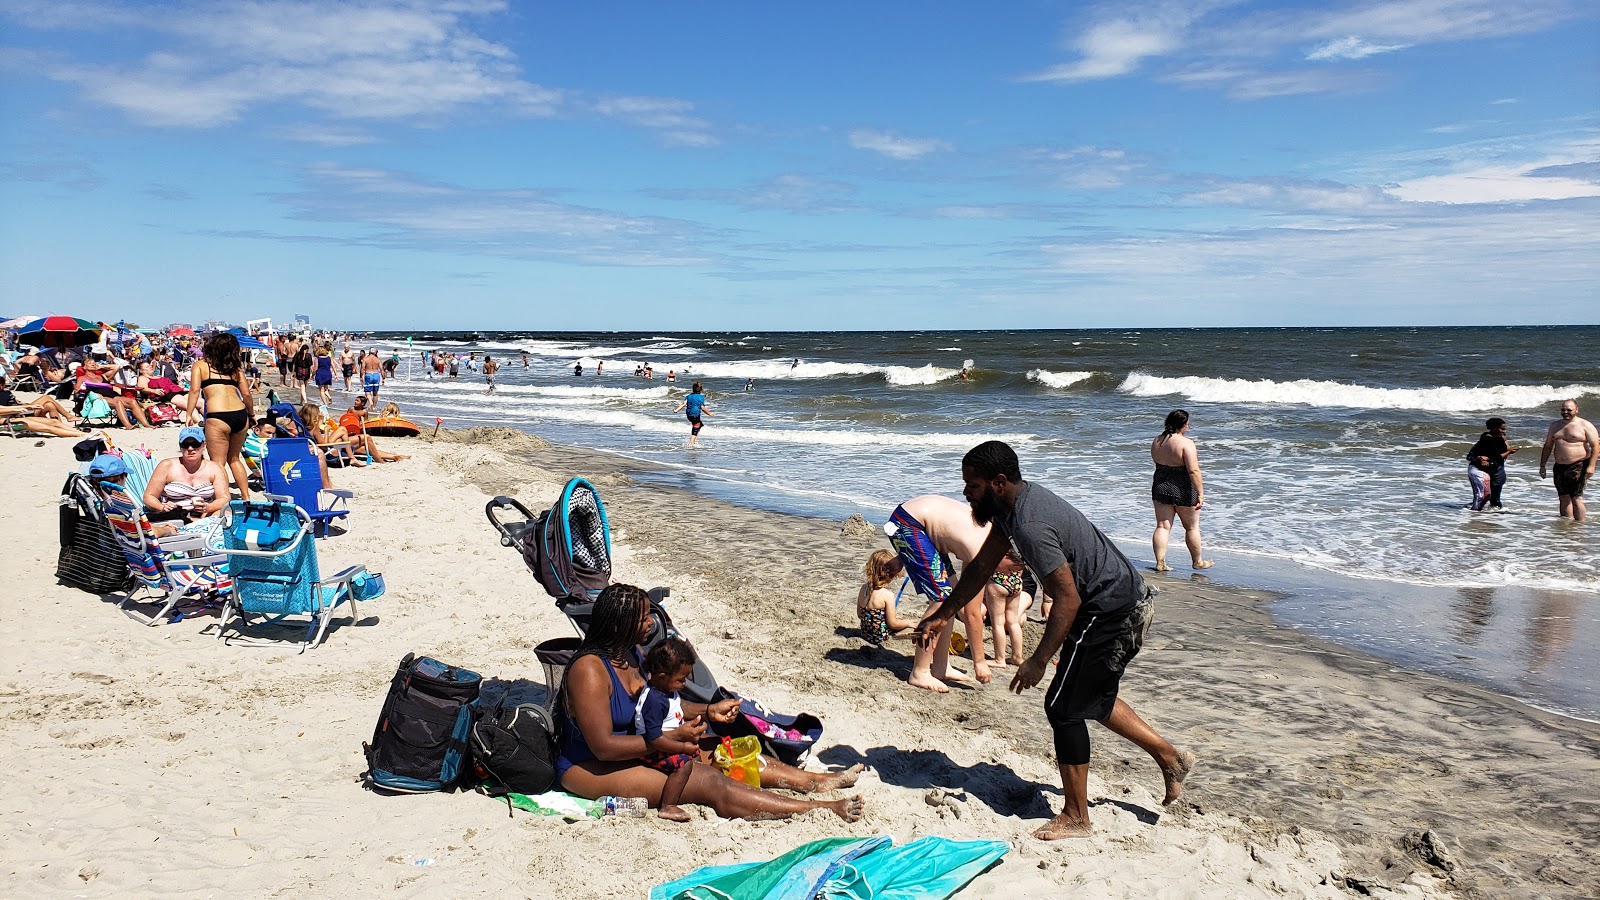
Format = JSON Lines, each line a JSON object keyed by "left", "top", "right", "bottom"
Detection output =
{"left": 144, "top": 426, "right": 230, "bottom": 523}
{"left": 0, "top": 375, "right": 76, "bottom": 421}
{"left": 4, "top": 415, "right": 87, "bottom": 438}
{"left": 301, "top": 403, "right": 366, "bottom": 469}
{"left": 557, "top": 583, "right": 864, "bottom": 822}
{"left": 338, "top": 397, "right": 408, "bottom": 463}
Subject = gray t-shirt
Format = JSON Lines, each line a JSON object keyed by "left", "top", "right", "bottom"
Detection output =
{"left": 997, "top": 480, "right": 1144, "bottom": 622}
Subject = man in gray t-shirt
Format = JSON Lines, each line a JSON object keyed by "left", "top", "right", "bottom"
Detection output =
{"left": 916, "top": 440, "right": 1195, "bottom": 841}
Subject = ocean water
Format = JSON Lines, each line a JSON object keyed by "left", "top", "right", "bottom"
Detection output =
{"left": 362, "top": 326, "right": 1599, "bottom": 717}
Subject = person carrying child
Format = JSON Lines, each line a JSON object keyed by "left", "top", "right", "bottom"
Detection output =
{"left": 856, "top": 550, "right": 918, "bottom": 647}
{"left": 635, "top": 637, "right": 701, "bottom": 822}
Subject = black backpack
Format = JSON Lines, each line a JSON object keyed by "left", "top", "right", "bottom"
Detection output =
{"left": 362, "top": 654, "right": 482, "bottom": 793}
{"left": 55, "top": 473, "right": 133, "bottom": 594}
{"left": 471, "top": 701, "right": 558, "bottom": 798}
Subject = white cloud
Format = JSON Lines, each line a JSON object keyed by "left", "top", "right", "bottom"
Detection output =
{"left": 12, "top": 1, "right": 561, "bottom": 126}
{"left": 1305, "top": 36, "right": 1410, "bottom": 60}
{"left": 595, "top": 96, "right": 718, "bottom": 146}
{"left": 273, "top": 124, "right": 379, "bottom": 146}
{"left": 1023, "top": 18, "right": 1183, "bottom": 82}
{"left": 1388, "top": 165, "right": 1600, "bottom": 203}
{"left": 848, "top": 129, "right": 952, "bottom": 160}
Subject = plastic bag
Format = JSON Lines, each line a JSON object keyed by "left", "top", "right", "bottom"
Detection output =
{"left": 713, "top": 736, "right": 762, "bottom": 787}
{"left": 501, "top": 789, "right": 601, "bottom": 821}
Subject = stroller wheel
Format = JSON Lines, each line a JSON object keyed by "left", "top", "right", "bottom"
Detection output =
{"left": 500, "top": 536, "right": 513, "bottom": 548}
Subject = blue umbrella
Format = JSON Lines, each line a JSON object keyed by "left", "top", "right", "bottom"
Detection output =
{"left": 235, "top": 334, "right": 271, "bottom": 350}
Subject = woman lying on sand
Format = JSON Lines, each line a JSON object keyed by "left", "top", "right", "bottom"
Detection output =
{"left": 557, "top": 583, "right": 865, "bottom": 821}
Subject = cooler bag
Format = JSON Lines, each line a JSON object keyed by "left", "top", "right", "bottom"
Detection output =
{"left": 362, "top": 653, "right": 482, "bottom": 793}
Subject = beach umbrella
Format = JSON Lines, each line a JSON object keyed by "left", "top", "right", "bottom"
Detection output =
{"left": 15, "top": 315, "right": 101, "bottom": 348}
{"left": 167, "top": 326, "right": 196, "bottom": 337}
{"left": 235, "top": 334, "right": 271, "bottom": 350}
{"left": 0, "top": 315, "right": 42, "bottom": 330}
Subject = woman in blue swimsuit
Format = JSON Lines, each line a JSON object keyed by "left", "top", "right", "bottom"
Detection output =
{"left": 557, "top": 584, "right": 865, "bottom": 821}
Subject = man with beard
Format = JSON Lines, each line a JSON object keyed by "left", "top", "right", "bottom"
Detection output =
{"left": 916, "top": 440, "right": 1194, "bottom": 840}
{"left": 1539, "top": 399, "right": 1598, "bottom": 522}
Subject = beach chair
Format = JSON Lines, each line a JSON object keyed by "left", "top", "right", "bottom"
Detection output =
{"left": 261, "top": 436, "right": 353, "bottom": 536}
{"left": 217, "top": 498, "right": 369, "bottom": 652}
{"left": 96, "top": 480, "right": 231, "bottom": 625}
{"left": 119, "top": 447, "right": 156, "bottom": 505}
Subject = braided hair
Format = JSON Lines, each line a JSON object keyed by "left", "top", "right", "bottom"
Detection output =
{"left": 1161, "top": 409, "right": 1189, "bottom": 437}
{"left": 557, "top": 583, "right": 651, "bottom": 717}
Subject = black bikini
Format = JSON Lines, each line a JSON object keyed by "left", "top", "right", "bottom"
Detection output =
{"left": 201, "top": 376, "right": 250, "bottom": 434}
{"left": 1151, "top": 463, "right": 1198, "bottom": 507}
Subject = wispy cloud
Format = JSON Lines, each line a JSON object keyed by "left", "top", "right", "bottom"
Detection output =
{"left": 650, "top": 174, "right": 862, "bottom": 215}
{"left": 273, "top": 124, "right": 379, "bottom": 146}
{"left": 595, "top": 96, "right": 718, "bottom": 147}
{"left": 848, "top": 129, "right": 952, "bottom": 160}
{"left": 260, "top": 163, "right": 720, "bottom": 266}
{"left": 0, "top": 143, "right": 103, "bottom": 191}
{"left": 143, "top": 184, "right": 191, "bottom": 201}
{"left": 1027, "top": 1, "right": 1592, "bottom": 98}
{"left": 1305, "top": 36, "right": 1410, "bottom": 60}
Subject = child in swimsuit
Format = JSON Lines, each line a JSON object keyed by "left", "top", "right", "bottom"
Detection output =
{"left": 984, "top": 549, "right": 1032, "bottom": 668}
{"left": 636, "top": 637, "right": 702, "bottom": 822}
{"left": 855, "top": 550, "right": 918, "bottom": 647}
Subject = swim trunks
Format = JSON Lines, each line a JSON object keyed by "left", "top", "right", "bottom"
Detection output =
{"left": 1044, "top": 588, "right": 1154, "bottom": 724}
{"left": 363, "top": 372, "right": 381, "bottom": 392}
{"left": 1553, "top": 461, "right": 1589, "bottom": 498}
{"left": 1151, "top": 463, "right": 1198, "bottom": 506}
{"left": 886, "top": 505, "right": 955, "bottom": 602}
{"left": 687, "top": 414, "right": 703, "bottom": 436}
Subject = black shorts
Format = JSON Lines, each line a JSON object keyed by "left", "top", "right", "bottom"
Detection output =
{"left": 1043, "top": 591, "right": 1153, "bottom": 724}
{"left": 687, "top": 415, "right": 703, "bottom": 435}
{"left": 1553, "top": 461, "right": 1589, "bottom": 497}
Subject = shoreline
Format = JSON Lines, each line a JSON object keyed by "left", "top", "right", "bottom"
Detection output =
{"left": 1, "top": 426, "right": 1595, "bottom": 898}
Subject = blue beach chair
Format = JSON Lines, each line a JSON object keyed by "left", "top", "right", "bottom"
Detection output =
{"left": 261, "top": 436, "right": 353, "bottom": 536}
{"left": 217, "top": 498, "right": 371, "bottom": 652}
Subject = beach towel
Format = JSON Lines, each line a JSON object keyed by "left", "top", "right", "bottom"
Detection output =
{"left": 651, "top": 836, "right": 1007, "bottom": 900}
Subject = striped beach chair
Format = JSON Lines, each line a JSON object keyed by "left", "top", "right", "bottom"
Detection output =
{"left": 96, "top": 480, "right": 231, "bottom": 625}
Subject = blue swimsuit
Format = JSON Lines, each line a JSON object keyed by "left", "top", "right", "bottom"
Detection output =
{"left": 555, "top": 651, "right": 642, "bottom": 783}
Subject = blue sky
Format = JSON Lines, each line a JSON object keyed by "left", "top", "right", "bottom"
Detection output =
{"left": 1, "top": 1, "right": 1596, "bottom": 330}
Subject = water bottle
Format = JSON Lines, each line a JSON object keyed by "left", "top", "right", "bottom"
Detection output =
{"left": 598, "top": 795, "right": 649, "bottom": 817}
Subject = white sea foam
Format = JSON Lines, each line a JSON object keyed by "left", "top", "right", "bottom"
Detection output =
{"left": 1027, "top": 369, "right": 1098, "bottom": 389}
{"left": 1119, "top": 373, "right": 1599, "bottom": 412}
{"left": 383, "top": 381, "right": 671, "bottom": 402}
{"left": 680, "top": 358, "right": 963, "bottom": 385}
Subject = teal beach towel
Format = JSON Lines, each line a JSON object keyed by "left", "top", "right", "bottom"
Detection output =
{"left": 652, "top": 836, "right": 1008, "bottom": 900}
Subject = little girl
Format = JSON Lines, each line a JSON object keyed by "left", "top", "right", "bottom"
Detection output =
{"left": 985, "top": 549, "right": 1031, "bottom": 667}
{"left": 856, "top": 549, "right": 918, "bottom": 647}
{"left": 636, "top": 637, "right": 701, "bottom": 822}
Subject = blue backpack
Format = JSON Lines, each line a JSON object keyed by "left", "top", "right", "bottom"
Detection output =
{"left": 362, "top": 654, "right": 481, "bottom": 793}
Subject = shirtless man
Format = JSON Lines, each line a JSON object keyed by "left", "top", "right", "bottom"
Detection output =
{"left": 886, "top": 494, "right": 995, "bottom": 691}
{"left": 1539, "top": 399, "right": 1599, "bottom": 522}
{"left": 360, "top": 350, "right": 383, "bottom": 402}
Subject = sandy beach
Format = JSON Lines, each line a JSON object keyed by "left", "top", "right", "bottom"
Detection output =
{"left": 2, "top": 426, "right": 1596, "bottom": 899}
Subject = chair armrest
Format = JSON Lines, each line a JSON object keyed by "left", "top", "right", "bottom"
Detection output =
{"left": 157, "top": 533, "right": 208, "bottom": 553}
{"left": 323, "top": 564, "right": 366, "bottom": 587}
{"left": 323, "top": 488, "right": 355, "bottom": 500}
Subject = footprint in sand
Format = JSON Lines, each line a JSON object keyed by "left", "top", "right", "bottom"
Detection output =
{"left": 71, "top": 672, "right": 116, "bottom": 685}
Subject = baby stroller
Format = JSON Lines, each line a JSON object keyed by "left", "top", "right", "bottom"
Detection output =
{"left": 486, "top": 478, "right": 721, "bottom": 704}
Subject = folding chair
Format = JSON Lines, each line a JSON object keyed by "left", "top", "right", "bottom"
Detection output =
{"left": 261, "top": 436, "right": 353, "bottom": 536}
{"left": 96, "top": 480, "right": 231, "bottom": 625}
{"left": 217, "top": 498, "right": 368, "bottom": 653}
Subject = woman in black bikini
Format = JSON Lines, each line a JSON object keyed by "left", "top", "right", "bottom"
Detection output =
{"left": 185, "top": 331, "right": 255, "bottom": 500}
{"left": 1150, "top": 409, "right": 1212, "bottom": 571}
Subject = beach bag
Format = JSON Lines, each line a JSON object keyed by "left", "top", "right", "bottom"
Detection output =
{"left": 716, "top": 698, "right": 824, "bottom": 767}
{"left": 362, "top": 653, "right": 482, "bottom": 793}
{"left": 55, "top": 473, "right": 133, "bottom": 594}
{"left": 146, "top": 403, "right": 180, "bottom": 425}
{"left": 470, "top": 702, "right": 557, "bottom": 796}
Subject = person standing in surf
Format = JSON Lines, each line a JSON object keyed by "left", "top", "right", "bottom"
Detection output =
{"left": 1465, "top": 417, "right": 1518, "bottom": 511}
{"left": 1539, "top": 399, "right": 1598, "bottom": 522}
{"left": 1150, "top": 409, "right": 1211, "bottom": 571}
{"left": 673, "top": 381, "right": 713, "bottom": 448}
{"left": 483, "top": 354, "right": 499, "bottom": 394}
{"left": 917, "top": 440, "right": 1194, "bottom": 840}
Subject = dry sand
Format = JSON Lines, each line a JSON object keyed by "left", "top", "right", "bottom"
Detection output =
{"left": 2, "top": 427, "right": 1595, "bottom": 899}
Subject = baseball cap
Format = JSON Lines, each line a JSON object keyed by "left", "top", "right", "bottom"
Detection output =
{"left": 178, "top": 425, "right": 206, "bottom": 446}
{"left": 88, "top": 453, "right": 128, "bottom": 478}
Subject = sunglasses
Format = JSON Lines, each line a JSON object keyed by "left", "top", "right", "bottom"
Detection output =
{"left": 180, "top": 440, "right": 204, "bottom": 449}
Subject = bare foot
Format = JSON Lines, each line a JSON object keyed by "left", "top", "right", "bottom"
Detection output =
{"left": 1162, "top": 749, "right": 1197, "bottom": 805}
{"left": 935, "top": 667, "right": 972, "bottom": 683}
{"left": 1033, "top": 813, "right": 1092, "bottom": 840}
{"left": 657, "top": 804, "right": 691, "bottom": 822}
{"left": 1007, "top": 658, "right": 1026, "bottom": 667}
{"left": 1153, "top": 561, "right": 1172, "bottom": 572}
{"left": 1192, "top": 560, "right": 1214, "bottom": 570}
{"left": 908, "top": 671, "right": 950, "bottom": 693}
{"left": 817, "top": 763, "right": 865, "bottom": 790}
{"left": 828, "top": 795, "right": 865, "bottom": 823}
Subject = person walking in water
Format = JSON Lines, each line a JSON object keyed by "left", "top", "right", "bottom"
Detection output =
{"left": 1465, "top": 417, "right": 1518, "bottom": 511}
{"left": 1539, "top": 399, "right": 1599, "bottom": 522}
{"left": 673, "top": 380, "right": 713, "bottom": 448}
{"left": 483, "top": 354, "right": 499, "bottom": 394}
{"left": 1150, "top": 409, "right": 1211, "bottom": 571}
{"left": 917, "top": 440, "right": 1194, "bottom": 840}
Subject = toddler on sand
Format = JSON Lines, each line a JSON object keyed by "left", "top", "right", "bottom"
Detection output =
{"left": 636, "top": 637, "right": 701, "bottom": 822}
{"left": 856, "top": 549, "right": 918, "bottom": 647}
